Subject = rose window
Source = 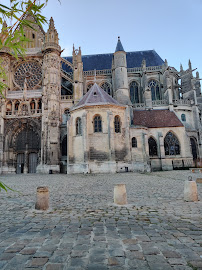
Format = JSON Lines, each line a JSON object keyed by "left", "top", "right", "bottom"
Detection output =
{"left": 14, "top": 61, "right": 42, "bottom": 89}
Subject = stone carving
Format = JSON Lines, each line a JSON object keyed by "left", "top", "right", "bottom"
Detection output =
{"left": 14, "top": 61, "right": 42, "bottom": 89}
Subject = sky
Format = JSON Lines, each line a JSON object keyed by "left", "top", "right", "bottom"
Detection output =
{"left": 2, "top": 0, "right": 202, "bottom": 76}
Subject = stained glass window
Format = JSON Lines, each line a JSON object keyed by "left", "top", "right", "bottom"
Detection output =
{"left": 164, "top": 132, "right": 180, "bottom": 155}
{"left": 14, "top": 61, "right": 42, "bottom": 89}
{"left": 130, "top": 81, "right": 140, "bottom": 103}
{"left": 132, "top": 137, "right": 137, "bottom": 148}
{"left": 148, "top": 80, "right": 161, "bottom": 101}
{"left": 114, "top": 116, "right": 121, "bottom": 133}
{"left": 148, "top": 137, "right": 158, "bottom": 156}
{"left": 100, "top": 82, "right": 111, "bottom": 95}
{"left": 94, "top": 115, "right": 102, "bottom": 132}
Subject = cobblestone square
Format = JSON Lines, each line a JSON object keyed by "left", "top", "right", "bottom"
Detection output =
{"left": 0, "top": 171, "right": 202, "bottom": 269}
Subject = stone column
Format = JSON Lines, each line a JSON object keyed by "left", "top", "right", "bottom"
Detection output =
{"left": 35, "top": 187, "right": 49, "bottom": 210}
{"left": 114, "top": 184, "right": 128, "bottom": 205}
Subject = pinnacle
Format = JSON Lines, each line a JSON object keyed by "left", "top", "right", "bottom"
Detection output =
{"left": 115, "top": 36, "right": 124, "bottom": 52}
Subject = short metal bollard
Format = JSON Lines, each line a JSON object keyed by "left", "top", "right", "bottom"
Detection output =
{"left": 114, "top": 184, "right": 128, "bottom": 205}
{"left": 35, "top": 186, "right": 49, "bottom": 210}
{"left": 184, "top": 177, "right": 198, "bottom": 202}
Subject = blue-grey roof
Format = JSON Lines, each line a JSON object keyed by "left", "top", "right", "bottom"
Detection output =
{"left": 115, "top": 38, "right": 124, "bottom": 52}
{"left": 62, "top": 50, "right": 164, "bottom": 73}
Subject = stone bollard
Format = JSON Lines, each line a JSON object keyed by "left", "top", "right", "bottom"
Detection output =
{"left": 184, "top": 177, "right": 198, "bottom": 202}
{"left": 35, "top": 186, "right": 49, "bottom": 210}
{"left": 114, "top": 184, "right": 128, "bottom": 205}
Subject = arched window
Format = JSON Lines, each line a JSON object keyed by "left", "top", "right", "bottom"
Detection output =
{"left": 114, "top": 116, "right": 121, "bottom": 133}
{"left": 94, "top": 115, "right": 102, "bottom": 132}
{"left": 30, "top": 100, "right": 35, "bottom": 110}
{"left": 6, "top": 101, "right": 12, "bottom": 111}
{"left": 190, "top": 137, "right": 198, "bottom": 160}
{"left": 164, "top": 132, "right": 180, "bottom": 155}
{"left": 61, "top": 135, "right": 67, "bottom": 156}
{"left": 181, "top": 114, "right": 186, "bottom": 122}
{"left": 132, "top": 137, "right": 137, "bottom": 148}
{"left": 87, "top": 83, "right": 93, "bottom": 92}
{"left": 15, "top": 101, "right": 20, "bottom": 111}
{"left": 148, "top": 137, "right": 158, "bottom": 156}
{"left": 38, "top": 100, "right": 42, "bottom": 110}
{"left": 76, "top": 117, "right": 82, "bottom": 135}
{"left": 100, "top": 82, "right": 111, "bottom": 96}
{"left": 148, "top": 80, "right": 161, "bottom": 101}
{"left": 130, "top": 81, "right": 140, "bottom": 104}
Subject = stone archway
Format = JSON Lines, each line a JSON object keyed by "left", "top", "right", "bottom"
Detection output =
{"left": 4, "top": 118, "right": 41, "bottom": 174}
{"left": 15, "top": 128, "right": 40, "bottom": 173}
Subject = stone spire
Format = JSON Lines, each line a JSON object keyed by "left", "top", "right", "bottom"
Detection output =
{"left": 180, "top": 63, "right": 183, "bottom": 72}
{"left": 45, "top": 17, "right": 59, "bottom": 46}
{"left": 188, "top": 59, "right": 192, "bottom": 70}
{"left": 196, "top": 71, "right": 199, "bottom": 79}
{"left": 164, "top": 59, "right": 168, "bottom": 68}
{"left": 115, "top": 36, "right": 124, "bottom": 52}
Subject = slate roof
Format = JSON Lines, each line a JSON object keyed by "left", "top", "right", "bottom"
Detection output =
{"left": 62, "top": 50, "right": 164, "bottom": 72}
{"left": 115, "top": 37, "right": 124, "bottom": 52}
{"left": 72, "top": 83, "right": 121, "bottom": 110}
{"left": 133, "top": 110, "right": 183, "bottom": 128}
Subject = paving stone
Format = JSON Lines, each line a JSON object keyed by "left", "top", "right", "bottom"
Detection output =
{"left": 0, "top": 171, "right": 202, "bottom": 269}
{"left": 30, "top": 257, "right": 49, "bottom": 266}
{"left": 45, "top": 263, "right": 65, "bottom": 270}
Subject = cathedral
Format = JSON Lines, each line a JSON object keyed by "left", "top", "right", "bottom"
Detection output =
{"left": 0, "top": 16, "right": 201, "bottom": 174}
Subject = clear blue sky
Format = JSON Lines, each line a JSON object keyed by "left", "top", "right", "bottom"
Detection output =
{"left": 2, "top": 0, "right": 202, "bottom": 77}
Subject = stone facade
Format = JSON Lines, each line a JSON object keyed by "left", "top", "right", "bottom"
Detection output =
{"left": 0, "top": 16, "right": 201, "bottom": 174}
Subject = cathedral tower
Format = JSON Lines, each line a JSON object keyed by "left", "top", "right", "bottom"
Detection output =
{"left": 112, "top": 37, "right": 130, "bottom": 105}
{"left": 38, "top": 17, "right": 61, "bottom": 173}
{"left": 72, "top": 45, "right": 84, "bottom": 103}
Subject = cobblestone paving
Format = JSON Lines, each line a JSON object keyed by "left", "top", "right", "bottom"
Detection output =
{"left": 0, "top": 171, "right": 202, "bottom": 270}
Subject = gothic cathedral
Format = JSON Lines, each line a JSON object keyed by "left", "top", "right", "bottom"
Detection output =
{"left": 0, "top": 16, "right": 201, "bottom": 174}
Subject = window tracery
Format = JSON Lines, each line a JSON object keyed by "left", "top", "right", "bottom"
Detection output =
{"left": 94, "top": 115, "right": 102, "bottom": 132}
{"left": 100, "top": 82, "right": 111, "bottom": 96}
{"left": 114, "top": 116, "right": 121, "bottom": 133}
{"left": 148, "top": 137, "right": 158, "bottom": 156}
{"left": 130, "top": 81, "right": 140, "bottom": 103}
{"left": 148, "top": 80, "right": 161, "bottom": 100}
{"left": 14, "top": 61, "right": 42, "bottom": 89}
{"left": 164, "top": 132, "right": 180, "bottom": 155}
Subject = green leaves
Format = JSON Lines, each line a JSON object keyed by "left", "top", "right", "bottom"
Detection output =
{"left": 0, "top": 181, "right": 15, "bottom": 192}
{"left": 0, "top": 1, "right": 49, "bottom": 97}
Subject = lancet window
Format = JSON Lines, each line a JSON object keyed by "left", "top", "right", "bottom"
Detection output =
{"left": 148, "top": 137, "right": 158, "bottom": 156}
{"left": 164, "top": 132, "right": 180, "bottom": 155}
{"left": 15, "top": 101, "right": 20, "bottom": 111}
{"left": 181, "top": 114, "right": 186, "bottom": 122}
{"left": 148, "top": 80, "right": 161, "bottom": 100}
{"left": 76, "top": 117, "right": 82, "bottom": 135}
{"left": 130, "top": 81, "right": 140, "bottom": 103}
{"left": 94, "top": 115, "right": 102, "bottom": 132}
{"left": 132, "top": 137, "right": 137, "bottom": 148}
{"left": 114, "top": 116, "right": 121, "bottom": 133}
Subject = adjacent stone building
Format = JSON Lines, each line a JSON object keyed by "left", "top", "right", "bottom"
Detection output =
{"left": 0, "top": 16, "right": 201, "bottom": 174}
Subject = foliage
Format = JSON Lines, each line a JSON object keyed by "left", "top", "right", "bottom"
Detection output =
{"left": 0, "top": 1, "right": 53, "bottom": 192}
{"left": 0, "top": 181, "right": 15, "bottom": 192}
{"left": 0, "top": 0, "right": 49, "bottom": 95}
